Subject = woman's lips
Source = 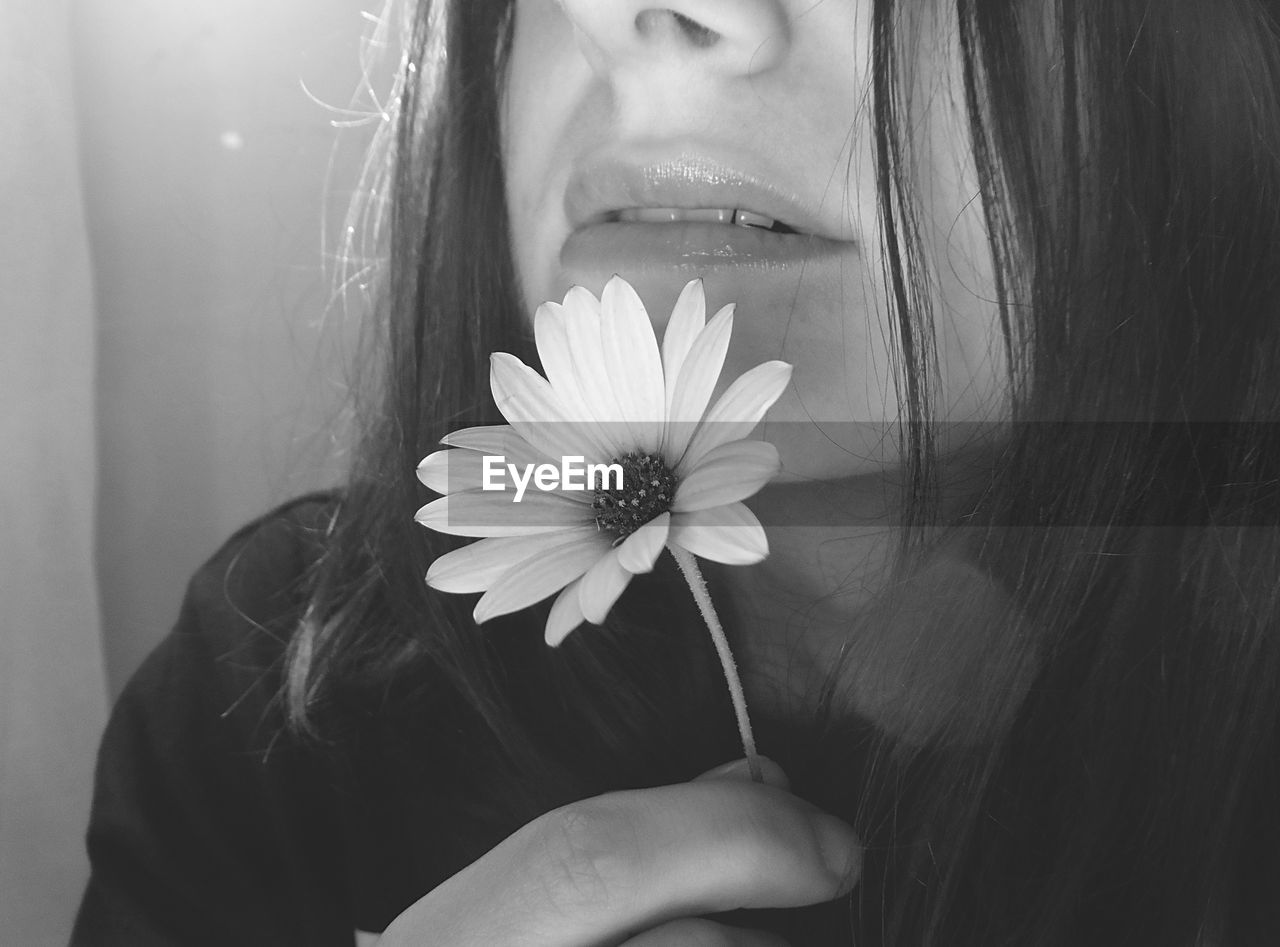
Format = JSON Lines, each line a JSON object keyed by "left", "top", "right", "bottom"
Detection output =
{"left": 556, "top": 147, "right": 860, "bottom": 331}
{"left": 563, "top": 148, "right": 845, "bottom": 237}
{"left": 560, "top": 219, "right": 846, "bottom": 274}
{"left": 560, "top": 148, "right": 858, "bottom": 281}
{"left": 557, "top": 221, "right": 858, "bottom": 343}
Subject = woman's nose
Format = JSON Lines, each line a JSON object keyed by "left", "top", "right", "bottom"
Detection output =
{"left": 555, "top": 0, "right": 791, "bottom": 77}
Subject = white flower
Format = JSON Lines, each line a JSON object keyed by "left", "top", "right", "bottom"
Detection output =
{"left": 415, "top": 275, "right": 791, "bottom": 646}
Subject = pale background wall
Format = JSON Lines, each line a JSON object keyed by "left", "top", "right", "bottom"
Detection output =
{"left": 74, "top": 0, "right": 373, "bottom": 696}
{"left": 1, "top": 0, "right": 378, "bottom": 942}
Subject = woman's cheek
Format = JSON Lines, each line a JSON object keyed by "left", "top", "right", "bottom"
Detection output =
{"left": 502, "top": 3, "right": 597, "bottom": 315}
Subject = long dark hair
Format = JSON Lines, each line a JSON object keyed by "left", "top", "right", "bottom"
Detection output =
{"left": 288, "top": 0, "right": 1280, "bottom": 942}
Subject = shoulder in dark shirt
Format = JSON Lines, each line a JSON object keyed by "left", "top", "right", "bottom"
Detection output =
{"left": 71, "top": 494, "right": 411, "bottom": 946}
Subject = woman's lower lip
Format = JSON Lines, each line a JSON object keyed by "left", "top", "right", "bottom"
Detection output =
{"left": 556, "top": 222, "right": 857, "bottom": 338}
{"left": 560, "top": 221, "right": 850, "bottom": 273}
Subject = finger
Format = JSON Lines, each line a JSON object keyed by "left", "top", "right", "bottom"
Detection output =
{"left": 695, "top": 756, "right": 790, "bottom": 790}
{"left": 406, "top": 779, "right": 861, "bottom": 947}
{"left": 618, "top": 917, "right": 790, "bottom": 946}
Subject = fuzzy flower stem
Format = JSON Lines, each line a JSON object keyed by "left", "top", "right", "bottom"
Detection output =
{"left": 667, "top": 543, "right": 763, "bottom": 784}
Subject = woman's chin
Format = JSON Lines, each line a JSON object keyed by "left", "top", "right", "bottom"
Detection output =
{"left": 764, "top": 417, "right": 903, "bottom": 485}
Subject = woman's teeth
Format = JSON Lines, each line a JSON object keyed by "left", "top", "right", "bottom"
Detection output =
{"left": 612, "top": 207, "right": 797, "bottom": 233}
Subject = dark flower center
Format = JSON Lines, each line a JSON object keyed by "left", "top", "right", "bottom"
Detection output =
{"left": 592, "top": 451, "right": 678, "bottom": 541}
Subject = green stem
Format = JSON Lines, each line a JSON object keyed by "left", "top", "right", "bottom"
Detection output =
{"left": 667, "top": 543, "right": 763, "bottom": 784}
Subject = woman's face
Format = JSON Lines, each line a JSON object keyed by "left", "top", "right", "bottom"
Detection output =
{"left": 501, "top": 0, "right": 1004, "bottom": 482}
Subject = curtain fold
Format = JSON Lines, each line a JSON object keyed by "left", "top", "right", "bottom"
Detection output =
{"left": 0, "top": 0, "right": 108, "bottom": 942}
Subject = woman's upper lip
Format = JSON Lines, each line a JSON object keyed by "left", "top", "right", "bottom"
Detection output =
{"left": 563, "top": 146, "right": 851, "bottom": 241}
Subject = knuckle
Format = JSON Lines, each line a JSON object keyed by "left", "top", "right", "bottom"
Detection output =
{"left": 703, "top": 786, "right": 847, "bottom": 896}
{"left": 526, "top": 800, "right": 641, "bottom": 916}
{"left": 710, "top": 786, "right": 791, "bottom": 863}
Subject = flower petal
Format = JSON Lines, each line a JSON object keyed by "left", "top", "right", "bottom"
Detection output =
{"left": 561, "top": 286, "right": 630, "bottom": 452}
{"left": 544, "top": 577, "right": 586, "bottom": 646}
{"left": 577, "top": 547, "right": 634, "bottom": 624}
{"left": 415, "top": 489, "right": 592, "bottom": 537}
{"left": 488, "top": 350, "right": 609, "bottom": 463}
{"left": 671, "top": 440, "right": 780, "bottom": 513}
{"left": 564, "top": 283, "right": 603, "bottom": 319}
{"left": 677, "top": 360, "right": 793, "bottom": 472}
{"left": 668, "top": 502, "right": 769, "bottom": 565}
{"left": 601, "top": 276, "right": 665, "bottom": 454}
{"left": 660, "top": 279, "right": 706, "bottom": 417}
{"left": 491, "top": 353, "right": 611, "bottom": 463}
{"left": 440, "top": 425, "right": 548, "bottom": 470}
{"left": 473, "top": 533, "right": 612, "bottom": 624}
{"left": 535, "top": 302, "right": 618, "bottom": 454}
{"left": 529, "top": 303, "right": 593, "bottom": 422}
{"left": 440, "top": 424, "right": 510, "bottom": 450}
{"left": 534, "top": 302, "right": 589, "bottom": 414}
{"left": 425, "top": 527, "right": 600, "bottom": 593}
{"left": 416, "top": 449, "right": 486, "bottom": 495}
{"left": 663, "top": 303, "right": 735, "bottom": 462}
{"left": 442, "top": 422, "right": 532, "bottom": 455}
{"left": 615, "top": 511, "right": 670, "bottom": 574}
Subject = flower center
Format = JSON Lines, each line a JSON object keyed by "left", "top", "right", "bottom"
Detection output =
{"left": 592, "top": 451, "right": 678, "bottom": 541}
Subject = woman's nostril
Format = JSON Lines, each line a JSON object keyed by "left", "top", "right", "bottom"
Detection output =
{"left": 634, "top": 9, "right": 721, "bottom": 49}
{"left": 670, "top": 11, "right": 720, "bottom": 48}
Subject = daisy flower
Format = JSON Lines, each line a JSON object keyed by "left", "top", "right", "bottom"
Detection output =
{"left": 415, "top": 275, "right": 791, "bottom": 779}
{"left": 416, "top": 275, "right": 789, "bottom": 641}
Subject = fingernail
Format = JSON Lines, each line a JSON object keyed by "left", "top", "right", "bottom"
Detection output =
{"left": 696, "top": 756, "right": 790, "bottom": 789}
{"left": 700, "top": 759, "right": 750, "bottom": 780}
{"left": 810, "top": 813, "right": 862, "bottom": 893}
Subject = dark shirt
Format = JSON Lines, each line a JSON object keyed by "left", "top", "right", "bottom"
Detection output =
{"left": 71, "top": 494, "right": 861, "bottom": 945}
{"left": 73, "top": 496, "right": 374, "bottom": 945}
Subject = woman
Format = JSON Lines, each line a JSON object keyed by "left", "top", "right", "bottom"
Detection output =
{"left": 75, "top": 1, "right": 1280, "bottom": 944}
